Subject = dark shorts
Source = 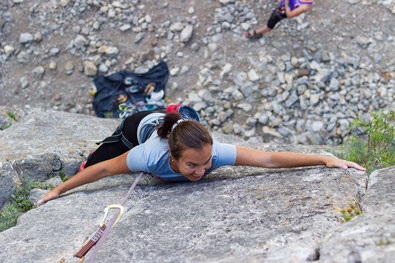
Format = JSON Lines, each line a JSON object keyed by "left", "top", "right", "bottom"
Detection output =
{"left": 85, "top": 110, "right": 157, "bottom": 168}
{"left": 267, "top": 7, "right": 287, "bottom": 29}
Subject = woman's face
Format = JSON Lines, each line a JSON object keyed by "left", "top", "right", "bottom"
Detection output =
{"left": 172, "top": 144, "right": 212, "bottom": 182}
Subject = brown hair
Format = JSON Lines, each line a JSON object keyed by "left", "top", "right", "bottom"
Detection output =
{"left": 157, "top": 112, "right": 213, "bottom": 159}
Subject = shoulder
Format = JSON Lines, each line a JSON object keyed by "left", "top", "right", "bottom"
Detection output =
{"left": 299, "top": 0, "right": 314, "bottom": 4}
{"left": 211, "top": 140, "right": 237, "bottom": 166}
{"left": 134, "top": 136, "right": 168, "bottom": 159}
{"left": 127, "top": 137, "right": 169, "bottom": 172}
{"left": 212, "top": 140, "right": 236, "bottom": 152}
{"left": 299, "top": 0, "right": 314, "bottom": 9}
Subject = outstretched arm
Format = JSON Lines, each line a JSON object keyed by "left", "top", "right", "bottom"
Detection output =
{"left": 284, "top": 0, "right": 313, "bottom": 18}
{"left": 234, "top": 146, "right": 366, "bottom": 170}
{"left": 37, "top": 151, "right": 131, "bottom": 206}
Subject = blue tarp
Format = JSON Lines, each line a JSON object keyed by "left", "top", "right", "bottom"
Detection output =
{"left": 92, "top": 61, "right": 169, "bottom": 119}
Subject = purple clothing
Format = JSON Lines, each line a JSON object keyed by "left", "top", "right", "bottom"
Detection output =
{"left": 280, "top": 0, "right": 314, "bottom": 11}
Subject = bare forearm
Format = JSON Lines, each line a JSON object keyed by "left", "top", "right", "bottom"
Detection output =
{"left": 52, "top": 165, "right": 106, "bottom": 198}
{"left": 267, "top": 152, "right": 329, "bottom": 168}
{"left": 37, "top": 152, "right": 131, "bottom": 206}
{"left": 53, "top": 164, "right": 108, "bottom": 196}
{"left": 235, "top": 146, "right": 366, "bottom": 171}
{"left": 268, "top": 152, "right": 365, "bottom": 171}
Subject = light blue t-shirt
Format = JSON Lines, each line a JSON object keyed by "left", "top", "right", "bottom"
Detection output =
{"left": 126, "top": 132, "right": 236, "bottom": 181}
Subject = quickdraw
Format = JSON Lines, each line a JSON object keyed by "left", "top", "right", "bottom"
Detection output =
{"left": 73, "top": 204, "right": 124, "bottom": 259}
{"left": 71, "top": 172, "right": 143, "bottom": 262}
{"left": 73, "top": 224, "right": 106, "bottom": 259}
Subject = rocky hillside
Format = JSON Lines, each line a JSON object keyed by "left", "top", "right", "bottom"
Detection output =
{"left": 1, "top": 0, "right": 395, "bottom": 145}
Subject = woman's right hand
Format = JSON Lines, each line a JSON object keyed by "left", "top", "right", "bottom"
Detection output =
{"left": 37, "top": 189, "right": 61, "bottom": 206}
{"left": 36, "top": 152, "right": 131, "bottom": 207}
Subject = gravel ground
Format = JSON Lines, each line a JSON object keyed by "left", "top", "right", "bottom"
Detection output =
{"left": 1, "top": 0, "right": 394, "bottom": 144}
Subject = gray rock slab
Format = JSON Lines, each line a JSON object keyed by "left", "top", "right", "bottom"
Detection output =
{"left": 0, "top": 163, "right": 18, "bottom": 208}
{"left": 0, "top": 167, "right": 366, "bottom": 263}
{"left": 0, "top": 107, "right": 119, "bottom": 162}
{"left": 319, "top": 167, "right": 395, "bottom": 263}
{"left": 1, "top": 106, "right": 392, "bottom": 262}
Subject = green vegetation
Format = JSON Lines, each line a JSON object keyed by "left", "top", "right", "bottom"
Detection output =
{"left": 340, "top": 201, "right": 362, "bottom": 222}
{"left": 58, "top": 170, "right": 70, "bottom": 182}
{"left": 337, "top": 111, "right": 395, "bottom": 174}
{"left": 0, "top": 111, "right": 18, "bottom": 130}
{"left": 6, "top": 111, "right": 17, "bottom": 121}
{"left": 0, "top": 179, "right": 53, "bottom": 232}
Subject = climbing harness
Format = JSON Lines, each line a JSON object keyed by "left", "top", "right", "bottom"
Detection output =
{"left": 73, "top": 172, "right": 144, "bottom": 262}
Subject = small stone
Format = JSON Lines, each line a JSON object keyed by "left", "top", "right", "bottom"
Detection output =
{"left": 170, "top": 67, "right": 180, "bottom": 76}
{"left": 32, "top": 66, "right": 45, "bottom": 79}
{"left": 4, "top": 45, "right": 15, "bottom": 56}
{"left": 19, "top": 33, "right": 33, "bottom": 44}
{"left": 64, "top": 61, "right": 74, "bottom": 75}
{"left": 20, "top": 76, "right": 29, "bottom": 89}
{"left": 83, "top": 61, "right": 97, "bottom": 77}
{"left": 180, "top": 24, "right": 193, "bottom": 43}
{"left": 34, "top": 32, "right": 43, "bottom": 42}
{"left": 120, "top": 24, "right": 131, "bottom": 32}
{"left": 49, "top": 61, "right": 57, "bottom": 70}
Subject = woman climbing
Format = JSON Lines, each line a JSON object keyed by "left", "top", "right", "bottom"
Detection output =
{"left": 38, "top": 109, "right": 365, "bottom": 206}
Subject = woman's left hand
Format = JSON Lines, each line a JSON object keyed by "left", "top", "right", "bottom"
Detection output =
{"left": 325, "top": 158, "right": 366, "bottom": 171}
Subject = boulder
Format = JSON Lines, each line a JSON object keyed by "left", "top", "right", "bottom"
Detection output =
{"left": 0, "top": 167, "right": 367, "bottom": 263}
{"left": 0, "top": 107, "right": 393, "bottom": 262}
{"left": 319, "top": 167, "right": 395, "bottom": 262}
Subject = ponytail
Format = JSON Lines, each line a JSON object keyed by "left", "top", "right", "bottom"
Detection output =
{"left": 157, "top": 112, "right": 182, "bottom": 139}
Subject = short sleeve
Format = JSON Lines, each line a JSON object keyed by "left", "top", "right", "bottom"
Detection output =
{"left": 126, "top": 135, "right": 170, "bottom": 174}
{"left": 210, "top": 141, "right": 237, "bottom": 169}
{"left": 126, "top": 144, "right": 149, "bottom": 172}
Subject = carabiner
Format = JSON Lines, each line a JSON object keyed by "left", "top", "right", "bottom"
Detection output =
{"left": 100, "top": 204, "right": 125, "bottom": 227}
